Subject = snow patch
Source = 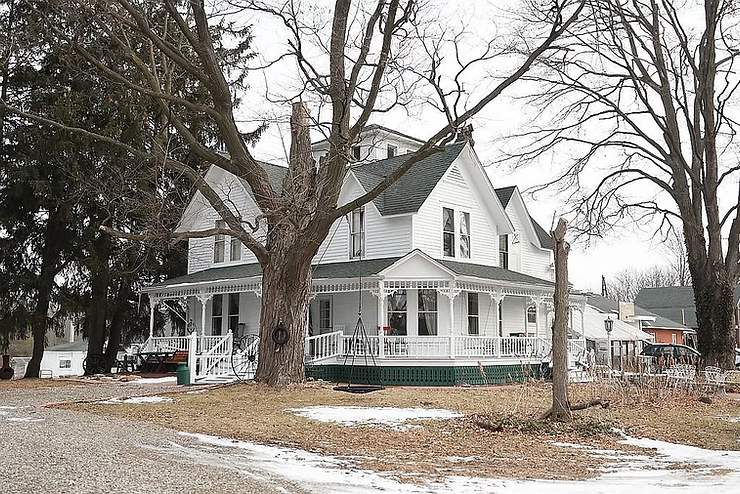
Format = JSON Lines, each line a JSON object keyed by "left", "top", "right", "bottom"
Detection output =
{"left": 124, "top": 376, "right": 177, "bottom": 384}
{"left": 6, "top": 417, "right": 44, "bottom": 422}
{"left": 287, "top": 406, "right": 463, "bottom": 429}
{"left": 97, "top": 396, "right": 174, "bottom": 404}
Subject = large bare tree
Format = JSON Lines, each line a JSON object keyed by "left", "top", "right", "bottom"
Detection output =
{"left": 2, "top": 0, "right": 584, "bottom": 385}
{"left": 515, "top": 0, "right": 739, "bottom": 368}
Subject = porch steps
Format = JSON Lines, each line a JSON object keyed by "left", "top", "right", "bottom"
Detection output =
{"left": 194, "top": 373, "right": 239, "bottom": 385}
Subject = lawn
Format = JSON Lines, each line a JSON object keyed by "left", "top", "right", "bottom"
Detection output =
{"left": 48, "top": 378, "right": 740, "bottom": 482}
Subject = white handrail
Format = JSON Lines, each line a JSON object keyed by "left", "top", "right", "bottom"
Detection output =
{"left": 305, "top": 331, "right": 342, "bottom": 362}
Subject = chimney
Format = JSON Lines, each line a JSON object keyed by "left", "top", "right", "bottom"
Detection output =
{"left": 455, "top": 124, "right": 475, "bottom": 147}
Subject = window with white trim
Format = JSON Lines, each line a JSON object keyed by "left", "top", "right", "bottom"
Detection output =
{"left": 230, "top": 236, "right": 241, "bottom": 261}
{"left": 527, "top": 306, "right": 537, "bottom": 324}
{"left": 499, "top": 234, "right": 509, "bottom": 269}
{"left": 214, "top": 220, "right": 225, "bottom": 263}
{"left": 468, "top": 292, "right": 479, "bottom": 335}
{"left": 352, "top": 146, "right": 361, "bottom": 160}
{"left": 459, "top": 211, "right": 471, "bottom": 258}
{"left": 350, "top": 208, "right": 365, "bottom": 259}
{"left": 387, "top": 290, "right": 407, "bottom": 335}
{"left": 387, "top": 144, "right": 397, "bottom": 158}
{"left": 418, "top": 289, "right": 438, "bottom": 336}
{"left": 442, "top": 208, "right": 455, "bottom": 257}
{"left": 59, "top": 359, "right": 71, "bottom": 369}
{"left": 212, "top": 294, "right": 223, "bottom": 335}
{"left": 228, "top": 293, "right": 240, "bottom": 333}
{"left": 318, "top": 297, "right": 332, "bottom": 333}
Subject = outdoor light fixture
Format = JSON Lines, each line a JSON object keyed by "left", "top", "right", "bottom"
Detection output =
{"left": 604, "top": 316, "right": 614, "bottom": 373}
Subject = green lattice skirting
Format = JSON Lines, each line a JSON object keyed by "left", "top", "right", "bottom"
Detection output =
{"left": 306, "top": 363, "right": 550, "bottom": 386}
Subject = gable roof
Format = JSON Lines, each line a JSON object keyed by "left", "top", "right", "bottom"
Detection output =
{"left": 351, "top": 141, "right": 467, "bottom": 216}
{"left": 494, "top": 186, "right": 554, "bottom": 250}
{"left": 634, "top": 286, "right": 697, "bottom": 328}
{"left": 586, "top": 294, "right": 691, "bottom": 331}
{"left": 237, "top": 160, "right": 287, "bottom": 195}
{"left": 311, "top": 124, "right": 426, "bottom": 147}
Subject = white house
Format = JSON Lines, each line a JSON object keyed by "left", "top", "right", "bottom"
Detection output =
{"left": 142, "top": 125, "right": 591, "bottom": 385}
{"left": 40, "top": 340, "right": 87, "bottom": 378}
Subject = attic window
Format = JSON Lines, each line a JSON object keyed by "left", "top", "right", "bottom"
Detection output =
{"left": 459, "top": 212, "right": 470, "bottom": 258}
{"left": 352, "top": 146, "right": 361, "bottom": 160}
{"left": 387, "top": 144, "right": 397, "bottom": 158}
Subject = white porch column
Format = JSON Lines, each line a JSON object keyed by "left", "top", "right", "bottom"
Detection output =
{"left": 446, "top": 282, "right": 460, "bottom": 358}
{"left": 197, "top": 293, "right": 211, "bottom": 337}
{"left": 376, "top": 281, "right": 386, "bottom": 358}
{"left": 148, "top": 299, "right": 156, "bottom": 339}
{"left": 188, "top": 331, "right": 197, "bottom": 383}
{"left": 490, "top": 291, "right": 505, "bottom": 358}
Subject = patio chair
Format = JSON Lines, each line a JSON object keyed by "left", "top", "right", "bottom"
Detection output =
{"left": 703, "top": 366, "right": 726, "bottom": 394}
{"left": 665, "top": 363, "right": 696, "bottom": 389}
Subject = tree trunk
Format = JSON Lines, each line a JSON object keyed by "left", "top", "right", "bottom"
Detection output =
{"left": 85, "top": 233, "right": 110, "bottom": 374}
{"left": 254, "top": 248, "right": 313, "bottom": 386}
{"left": 691, "top": 261, "right": 735, "bottom": 369}
{"left": 550, "top": 218, "right": 571, "bottom": 421}
{"left": 104, "top": 280, "right": 133, "bottom": 371}
{"left": 24, "top": 208, "right": 65, "bottom": 378}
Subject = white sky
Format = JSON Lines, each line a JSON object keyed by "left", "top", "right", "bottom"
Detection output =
{"left": 235, "top": 1, "right": 675, "bottom": 293}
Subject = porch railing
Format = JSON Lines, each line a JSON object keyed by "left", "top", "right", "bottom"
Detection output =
{"left": 196, "top": 332, "right": 233, "bottom": 379}
{"left": 305, "top": 331, "right": 343, "bottom": 362}
{"left": 303, "top": 334, "right": 555, "bottom": 363}
{"left": 141, "top": 335, "right": 190, "bottom": 353}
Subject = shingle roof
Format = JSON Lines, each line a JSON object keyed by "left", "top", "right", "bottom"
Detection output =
{"left": 45, "top": 340, "right": 89, "bottom": 352}
{"left": 634, "top": 286, "right": 697, "bottom": 327}
{"left": 494, "top": 186, "right": 553, "bottom": 250}
{"left": 494, "top": 186, "right": 516, "bottom": 207}
{"left": 437, "top": 259, "right": 555, "bottom": 286}
{"left": 586, "top": 294, "right": 690, "bottom": 330}
{"left": 352, "top": 142, "right": 467, "bottom": 216}
{"left": 146, "top": 256, "right": 555, "bottom": 291}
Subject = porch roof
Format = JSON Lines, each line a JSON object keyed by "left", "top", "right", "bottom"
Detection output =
{"left": 144, "top": 256, "right": 554, "bottom": 293}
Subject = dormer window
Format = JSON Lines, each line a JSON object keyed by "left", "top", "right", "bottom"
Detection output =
{"left": 350, "top": 208, "right": 365, "bottom": 259}
{"left": 387, "top": 144, "right": 397, "bottom": 158}
{"left": 214, "top": 220, "right": 225, "bottom": 263}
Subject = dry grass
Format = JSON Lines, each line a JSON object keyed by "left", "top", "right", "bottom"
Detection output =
{"left": 36, "top": 377, "right": 740, "bottom": 482}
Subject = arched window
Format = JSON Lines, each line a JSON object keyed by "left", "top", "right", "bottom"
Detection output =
{"left": 527, "top": 306, "right": 537, "bottom": 324}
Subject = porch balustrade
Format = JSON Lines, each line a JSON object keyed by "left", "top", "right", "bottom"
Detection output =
{"left": 304, "top": 334, "right": 557, "bottom": 361}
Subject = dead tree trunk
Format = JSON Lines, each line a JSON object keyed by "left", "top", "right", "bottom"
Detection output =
{"left": 548, "top": 218, "right": 571, "bottom": 421}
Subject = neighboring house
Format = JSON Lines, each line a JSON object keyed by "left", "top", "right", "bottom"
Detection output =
{"left": 40, "top": 340, "right": 87, "bottom": 378}
{"left": 634, "top": 286, "right": 699, "bottom": 328}
{"left": 143, "top": 126, "right": 591, "bottom": 385}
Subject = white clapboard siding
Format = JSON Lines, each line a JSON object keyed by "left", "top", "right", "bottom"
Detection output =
{"left": 414, "top": 163, "right": 499, "bottom": 266}
{"left": 503, "top": 195, "right": 553, "bottom": 281}
{"left": 315, "top": 175, "right": 412, "bottom": 263}
{"left": 185, "top": 169, "right": 265, "bottom": 274}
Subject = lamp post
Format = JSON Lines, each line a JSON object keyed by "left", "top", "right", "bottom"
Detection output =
{"left": 604, "top": 316, "right": 614, "bottom": 374}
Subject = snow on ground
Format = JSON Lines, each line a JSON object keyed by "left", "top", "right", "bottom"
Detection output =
{"left": 165, "top": 431, "right": 740, "bottom": 493}
{"left": 139, "top": 406, "right": 740, "bottom": 493}
{"left": 287, "top": 406, "right": 463, "bottom": 429}
{"left": 124, "top": 376, "right": 177, "bottom": 384}
{"left": 97, "top": 396, "right": 174, "bottom": 405}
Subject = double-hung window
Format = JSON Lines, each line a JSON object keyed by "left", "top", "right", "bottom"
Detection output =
{"left": 459, "top": 212, "right": 471, "bottom": 258}
{"left": 418, "top": 289, "right": 438, "bottom": 336}
{"left": 499, "top": 234, "right": 509, "bottom": 269}
{"left": 212, "top": 294, "right": 223, "bottom": 335}
{"left": 230, "top": 236, "right": 241, "bottom": 261}
{"left": 387, "top": 144, "right": 397, "bottom": 158}
{"left": 228, "top": 293, "right": 240, "bottom": 333}
{"left": 442, "top": 208, "right": 455, "bottom": 257}
{"left": 443, "top": 208, "right": 471, "bottom": 258}
{"left": 527, "top": 306, "right": 537, "bottom": 324}
{"left": 387, "top": 290, "right": 407, "bottom": 335}
{"left": 468, "top": 293, "right": 479, "bottom": 335}
{"left": 214, "top": 220, "right": 226, "bottom": 263}
{"left": 350, "top": 208, "right": 365, "bottom": 259}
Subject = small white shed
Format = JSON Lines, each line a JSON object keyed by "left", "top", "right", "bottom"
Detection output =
{"left": 40, "top": 340, "right": 88, "bottom": 377}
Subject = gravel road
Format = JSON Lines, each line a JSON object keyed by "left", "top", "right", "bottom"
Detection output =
{"left": 0, "top": 380, "right": 305, "bottom": 494}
